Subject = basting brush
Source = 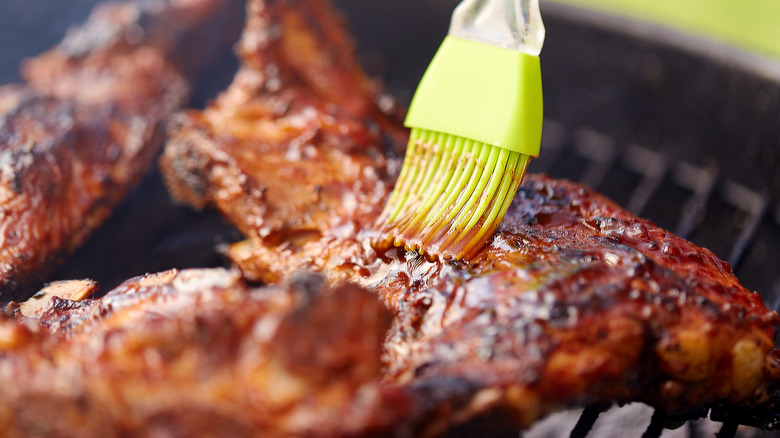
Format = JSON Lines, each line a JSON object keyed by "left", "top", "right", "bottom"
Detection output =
{"left": 374, "top": 0, "right": 545, "bottom": 261}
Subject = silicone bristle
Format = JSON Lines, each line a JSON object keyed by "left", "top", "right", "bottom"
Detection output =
{"left": 374, "top": 130, "right": 531, "bottom": 260}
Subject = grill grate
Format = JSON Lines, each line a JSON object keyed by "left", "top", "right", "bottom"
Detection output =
{"left": 569, "top": 405, "right": 609, "bottom": 438}
{"left": 643, "top": 410, "right": 671, "bottom": 438}
{"left": 530, "top": 119, "right": 780, "bottom": 311}
{"left": 520, "top": 403, "right": 774, "bottom": 437}
{"left": 525, "top": 120, "right": 780, "bottom": 438}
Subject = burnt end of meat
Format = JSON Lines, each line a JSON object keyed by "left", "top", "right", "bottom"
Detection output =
{"left": 161, "top": 112, "right": 222, "bottom": 210}
{"left": 0, "top": 0, "right": 245, "bottom": 302}
{"left": 0, "top": 269, "right": 415, "bottom": 437}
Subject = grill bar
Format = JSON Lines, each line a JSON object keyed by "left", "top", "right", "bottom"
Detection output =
{"left": 716, "top": 421, "right": 738, "bottom": 438}
{"left": 536, "top": 124, "right": 775, "bottom": 273}
{"left": 574, "top": 129, "right": 616, "bottom": 188}
{"left": 673, "top": 162, "right": 719, "bottom": 239}
{"left": 569, "top": 404, "right": 607, "bottom": 438}
{"left": 689, "top": 420, "right": 704, "bottom": 438}
{"left": 720, "top": 181, "right": 770, "bottom": 268}
{"left": 641, "top": 410, "right": 667, "bottom": 438}
{"left": 623, "top": 145, "right": 668, "bottom": 216}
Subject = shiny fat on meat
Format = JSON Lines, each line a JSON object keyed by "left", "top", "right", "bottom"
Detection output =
{"left": 153, "top": 0, "right": 779, "bottom": 432}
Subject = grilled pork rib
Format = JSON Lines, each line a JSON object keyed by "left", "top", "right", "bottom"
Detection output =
{"left": 3, "top": 269, "right": 419, "bottom": 437}
{"left": 161, "top": 0, "right": 780, "bottom": 432}
{"left": 0, "top": 0, "right": 242, "bottom": 301}
{"left": 2, "top": 0, "right": 774, "bottom": 435}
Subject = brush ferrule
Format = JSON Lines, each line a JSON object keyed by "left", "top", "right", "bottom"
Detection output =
{"left": 450, "top": 0, "right": 545, "bottom": 55}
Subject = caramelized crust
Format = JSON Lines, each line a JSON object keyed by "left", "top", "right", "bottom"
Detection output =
{"left": 377, "top": 176, "right": 780, "bottom": 424}
{"left": 0, "top": 0, "right": 241, "bottom": 301}
{"left": 161, "top": 0, "right": 780, "bottom": 431}
{"left": 161, "top": 0, "right": 407, "bottom": 251}
{"left": 2, "top": 269, "right": 416, "bottom": 437}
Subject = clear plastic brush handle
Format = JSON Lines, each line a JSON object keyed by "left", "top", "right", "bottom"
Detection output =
{"left": 449, "top": 0, "right": 545, "bottom": 56}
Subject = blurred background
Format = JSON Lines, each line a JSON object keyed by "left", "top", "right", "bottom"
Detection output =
{"left": 0, "top": 0, "right": 104, "bottom": 84}
{"left": 3, "top": 0, "right": 780, "bottom": 82}
{"left": 550, "top": 0, "right": 780, "bottom": 61}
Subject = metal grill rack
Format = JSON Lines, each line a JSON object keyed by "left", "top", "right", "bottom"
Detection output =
{"left": 532, "top": 120, "right": 780, "bottom": 311}
{"left": 518, "top": 120, "right": 780, "bottom": 438}
{"left": 521, "top": 401, "right": 780, "bottom": 438}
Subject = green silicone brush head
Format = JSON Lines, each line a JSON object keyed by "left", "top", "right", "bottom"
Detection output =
{"left": 405, "top": 36, "right": 543, "bottom": 157}
{"left": 375, "top": 128, "right": 533, "bottom": 260}
{"left": 373, "top": 0, "right": 544, "bottom": 261}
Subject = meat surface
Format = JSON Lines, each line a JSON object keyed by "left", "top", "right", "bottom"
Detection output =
{"left": 161, "top": 0, "right": 780, "bottom": 432}
{"left": 2, "top": 269, "right": 418, "bottom": 437}
{"left": 0, "top": 0, "right": 242, "bottom": 302}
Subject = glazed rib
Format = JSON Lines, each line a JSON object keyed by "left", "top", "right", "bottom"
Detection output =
{"left": 2, "top": 269, "right": 417, "bottom": 437}
{"left": 0, "top": 0, "right": 241, "bottom": 302}
{"left": 161, "top": 0, "right": 780, "bottom": 432}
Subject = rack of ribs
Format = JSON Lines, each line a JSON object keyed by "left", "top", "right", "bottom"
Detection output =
{"left": 3, "top": 269, "right": 424, "bottom": 436}
{"left": 0, "top": 0, "right": 776, "bottom": 435}
{"left": 160, "top": 0, "right": 780, "bottom": 432}
{"left": 0, "top": 0, "right": 242, "bottom": 301}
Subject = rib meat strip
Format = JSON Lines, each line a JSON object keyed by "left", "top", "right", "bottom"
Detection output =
{"left": 161, "top": 0, "right": 780, "bottom": 431}
{"left": 2, "top": 269, "right": 419, "bottom": 437}
{"left": 0, "top": 0, "right": 241, "bottom": 301}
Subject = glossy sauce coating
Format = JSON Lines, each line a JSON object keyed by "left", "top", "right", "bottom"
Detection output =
{"left": 2, "top": 269, "right": 417, "bottom": 437}
{"left": 161, "top": 0, "right": 780, "bottom": 432}
{"left": 0, "top": 0, "right": 245, "bottom": 301}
